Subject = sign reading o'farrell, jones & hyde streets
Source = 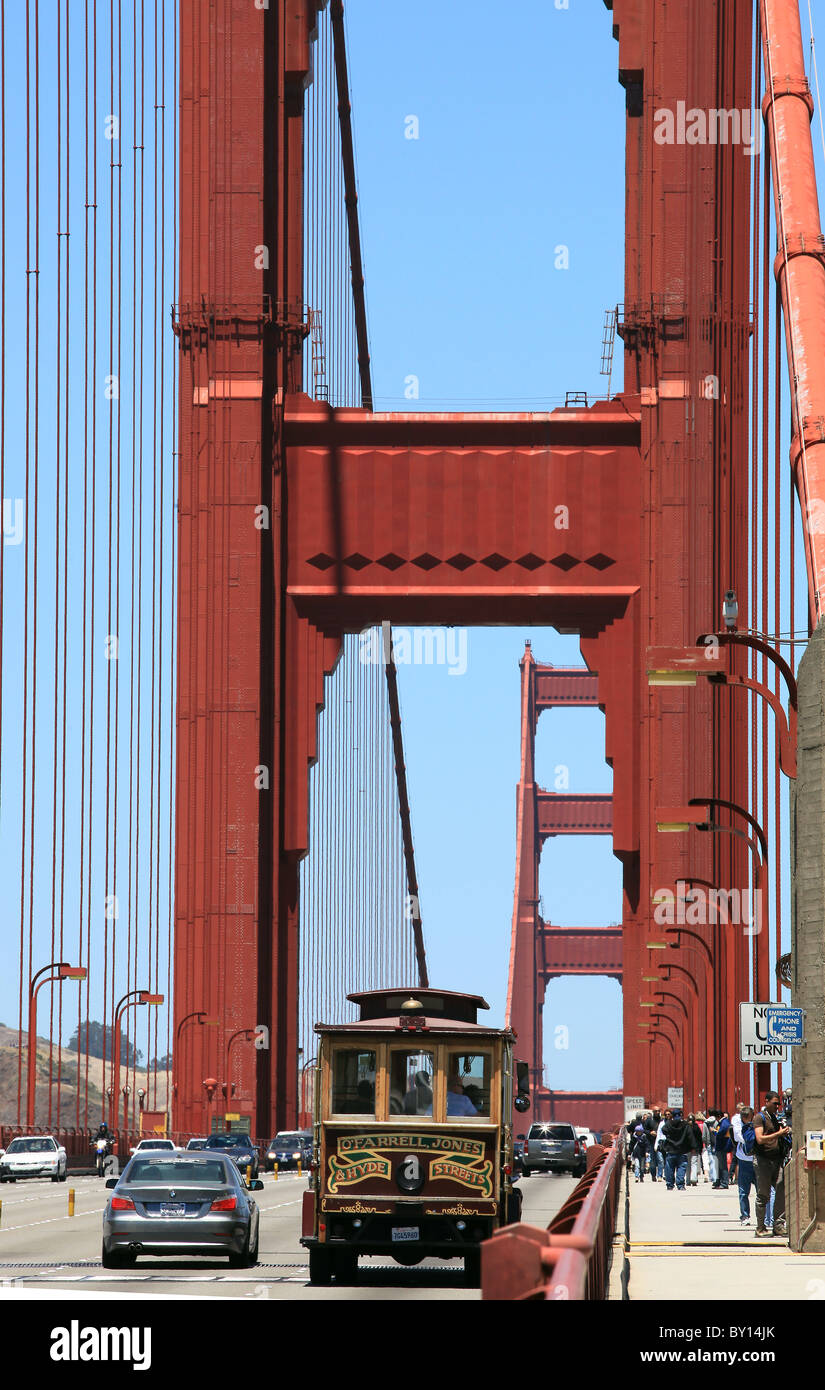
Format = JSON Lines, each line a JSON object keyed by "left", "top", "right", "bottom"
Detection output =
{"left": 738, "top": 1002, "right": 804, "bottom": 1063}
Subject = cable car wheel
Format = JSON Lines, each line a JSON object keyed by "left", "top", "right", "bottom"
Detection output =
{"left": 392, "top": 1248, "right": 425, "bottom": 1266}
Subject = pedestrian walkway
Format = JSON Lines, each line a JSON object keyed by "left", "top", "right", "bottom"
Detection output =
{"left": 625, "top": 1170, "right": 825, "bottom": 1300}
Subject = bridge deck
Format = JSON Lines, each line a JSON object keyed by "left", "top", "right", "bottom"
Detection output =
{"left": 624, "top": 1168, "right": 822, "bottom": 1302}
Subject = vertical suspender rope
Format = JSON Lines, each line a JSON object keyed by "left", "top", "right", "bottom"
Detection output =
{"left": 330, "top": 0, "right": 371, "bottom": 410}
{"left": 51, "top": 0, "right": 62, "bottom": 1130}
{"left": 382, "top": 623, "right": 428, "bottom": 989}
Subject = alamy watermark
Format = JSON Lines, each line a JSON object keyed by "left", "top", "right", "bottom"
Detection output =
{"left": 653, "top": 881, "right": 761, "bottom": 936}
{"left": 653, "top": 103, "right": 762, "bottom": 156}
{"left": 2, "top": 498, "right": 23, "bottom": 545}
{"left": 359, "top": 626, "right": 468, "bottom": 677}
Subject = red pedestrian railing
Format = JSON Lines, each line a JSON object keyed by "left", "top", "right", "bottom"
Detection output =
{"left": 481, "top": 1134, "right": 623, "bottom": 1300}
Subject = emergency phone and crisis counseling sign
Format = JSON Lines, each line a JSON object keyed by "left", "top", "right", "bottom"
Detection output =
{"left": 738, "top": 1003, "right": 804, "bottom": 1062}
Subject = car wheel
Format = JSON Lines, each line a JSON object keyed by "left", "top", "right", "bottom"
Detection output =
{"left": 308, "top": 1246, "right": 332, "bottom": 1285}
{"left": 59, "top": 1168, "right": 67, "bottom": 1182}
{"left": 333, "top": 1250, "right": 358, "bottom": 1284}
{"left": 521, "top": 1165, "right": 530, "bottom": 1177}
{"left": 51, "top": 1173, "right": 60, "bottom": 1183}
{"left": 228, "top": 1228, "right": 254, "bottom": 1269}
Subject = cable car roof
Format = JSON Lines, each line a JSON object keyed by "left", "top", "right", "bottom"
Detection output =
{"left": 346, "top": 988, "right": 491, "bottom": 1025}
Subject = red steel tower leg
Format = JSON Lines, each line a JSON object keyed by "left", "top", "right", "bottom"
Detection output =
{"left": 175, "top": 1, "right": 330, "bottom": 1136}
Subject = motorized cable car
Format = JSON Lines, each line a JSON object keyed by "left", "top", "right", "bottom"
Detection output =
{"left": 300, "top": 987, "right": 530, "bottom": 1285}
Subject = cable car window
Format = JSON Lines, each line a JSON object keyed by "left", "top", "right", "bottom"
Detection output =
{"left": 389, "top": 1051, "right": 434, "bottom": 1116}
{"left": 446, "top": 1053, "right": 491, "bottom": 1118}
{"left": 332, "top": 1049, "right": 376, "bottom": 1115}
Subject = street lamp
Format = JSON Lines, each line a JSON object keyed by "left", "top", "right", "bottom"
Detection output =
{"left": 202, "top": 1077, "right": 218, "bottom": 1136}
{"left": 657, "top": 798, "right": 771, "bottom": 1095}
{"left": 300, "top": 1055, "right": 318, "bottom": 1127}
{"left": 222, "top": 1029, "right": 254, "bottom": 1129}
{"left": 27, "top": 962, "right": 87, "bottom": 1127}
{"left": 110, "top": 991, "right": 163, "bottom": 1131}
{"left": 647, "top": 631, "right": 798, "bottom": 778}
{"left": 172, "top": 1011, "right": 219, "bottom": 1130}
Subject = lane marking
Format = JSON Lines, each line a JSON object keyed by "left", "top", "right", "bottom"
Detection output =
{"left": 0, "top": 1207, "right": 105, "bottom": 1233}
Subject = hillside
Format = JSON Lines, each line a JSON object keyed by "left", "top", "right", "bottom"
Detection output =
{"left": 0, "top": 1023, "right": 171, "bottom": 1130}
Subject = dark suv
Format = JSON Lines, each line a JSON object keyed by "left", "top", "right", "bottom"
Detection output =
{"left": 523, "top": 1123, "right": 585, "bottom": 1177}
{"left": 265, "top": 1130, "right": 312, "bottom": 1172}
{"left": 202, "top": 1132, "right": 260, "bottom": 1179}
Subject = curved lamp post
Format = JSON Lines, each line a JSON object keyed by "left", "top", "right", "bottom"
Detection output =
{"left": 172, "top": 1011, "right": 219, "bottom": 1128}
{"left": 222, "top": 1029, "right": 254, "bottom": 1126}
{"left": 110, "top": 991, "right": 163, "bottom": 1131}
{"left": 27, "top": 962, "right": 87, "bottom": 1127}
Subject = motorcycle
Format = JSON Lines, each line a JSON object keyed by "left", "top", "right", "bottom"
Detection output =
{"left": 94, "top": 1136, "right": 114, "bottom": 1177}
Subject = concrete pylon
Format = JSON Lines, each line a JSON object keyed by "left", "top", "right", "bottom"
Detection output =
{"left": 789, "top": 621, "right": 825, "bottom": 1251}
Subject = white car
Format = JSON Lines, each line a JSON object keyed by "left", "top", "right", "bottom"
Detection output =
{"left": 127, "top": 1137, "right": 180, "bottom": 1157}
{"left": 575, "top": 1127, "right": 597, "bottom": 1148}
{"left": 0, "top": 1135, "right": 67, "bottom": 1182}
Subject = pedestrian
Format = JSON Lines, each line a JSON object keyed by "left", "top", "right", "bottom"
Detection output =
{"left": 735, "top": 1107, "right": 756, "bottom": 1225}
{"left": 625, "top": 1113, "right": 641, "bottom": 1172}
{"left": 687, "top": 1114, "right": 703, "bottom": 1185}
{"left": 702, "top": 1112, "right": 719, "bottom": 1184}
{"left": 729, "top": 1103, "right": 744, "bottom": 1184}
{"left": 753, "top": 1091, "right": 790, "bottom": 1238}
{"left": 645, "top": 1108, "right": 663, "bottom": 1182}
{"left": 662, "top": 1110, "right": 695, "bottom": 1191}
{"left": 713, "top": 1111, "right": 733, "bottom": 1189}
{"left": 654, "top": 1109, "right": 670, "bottom": 1179}
{"left": 694, "top": 1113, "right": 709, "bottom": 1181}
{"left": 630, "top": 1123, "right": 650, "bottom": 1182}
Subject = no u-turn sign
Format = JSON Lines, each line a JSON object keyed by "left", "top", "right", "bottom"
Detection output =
{"left": 738, "top": 1002, "right": 798, "bottom": 1063}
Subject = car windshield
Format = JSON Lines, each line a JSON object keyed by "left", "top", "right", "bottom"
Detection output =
{"left": 205, "top": 1134, "right": 250, "bottom": 1148}
{"left": 7, "top": 1138, "right": 55, "bottom": 1153}
{"left": 125, "top": 1159, "right": 229, "bottom": 1185}
{"left": 138, "top": 1140, "right": 172, "bottom": 1149}
{"left": 273, "top": 1133, "right": 304, "bottom": 1147}
{"left": 530, "top": 1126, "right": 574, "bottom": 1140}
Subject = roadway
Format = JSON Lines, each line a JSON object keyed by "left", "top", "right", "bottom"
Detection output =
{"left": 0, "top": 1169, "right": 577, "bottom": 1301}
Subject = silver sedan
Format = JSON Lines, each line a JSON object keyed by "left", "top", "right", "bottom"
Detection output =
{"left": 101, "top": 1152, "right": 262, "bottom": 1268}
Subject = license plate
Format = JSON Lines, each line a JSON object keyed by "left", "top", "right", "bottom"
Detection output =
{"left": 391, "top": 1226, "right": 419, "bottom": 1243}
{"left": 160, "top": 1203, "right": 185, "bottom": 1218}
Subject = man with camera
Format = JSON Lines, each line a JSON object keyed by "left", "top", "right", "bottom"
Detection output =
{"left": 753, "top": 1090, "right": 791, "bottom": 1238}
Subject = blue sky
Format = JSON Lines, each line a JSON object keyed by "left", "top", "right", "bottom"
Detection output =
{"left": 337, "top": 0, "right": 628, "bottom": 1089}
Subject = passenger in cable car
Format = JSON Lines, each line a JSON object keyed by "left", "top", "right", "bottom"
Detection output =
{"left": 447, "top": 1074, "right": 478, "bottom": 1117}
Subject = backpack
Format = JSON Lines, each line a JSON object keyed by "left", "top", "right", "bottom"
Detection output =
{"left": 741, "top": 1124, "right": 756, "bottom": 1157}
